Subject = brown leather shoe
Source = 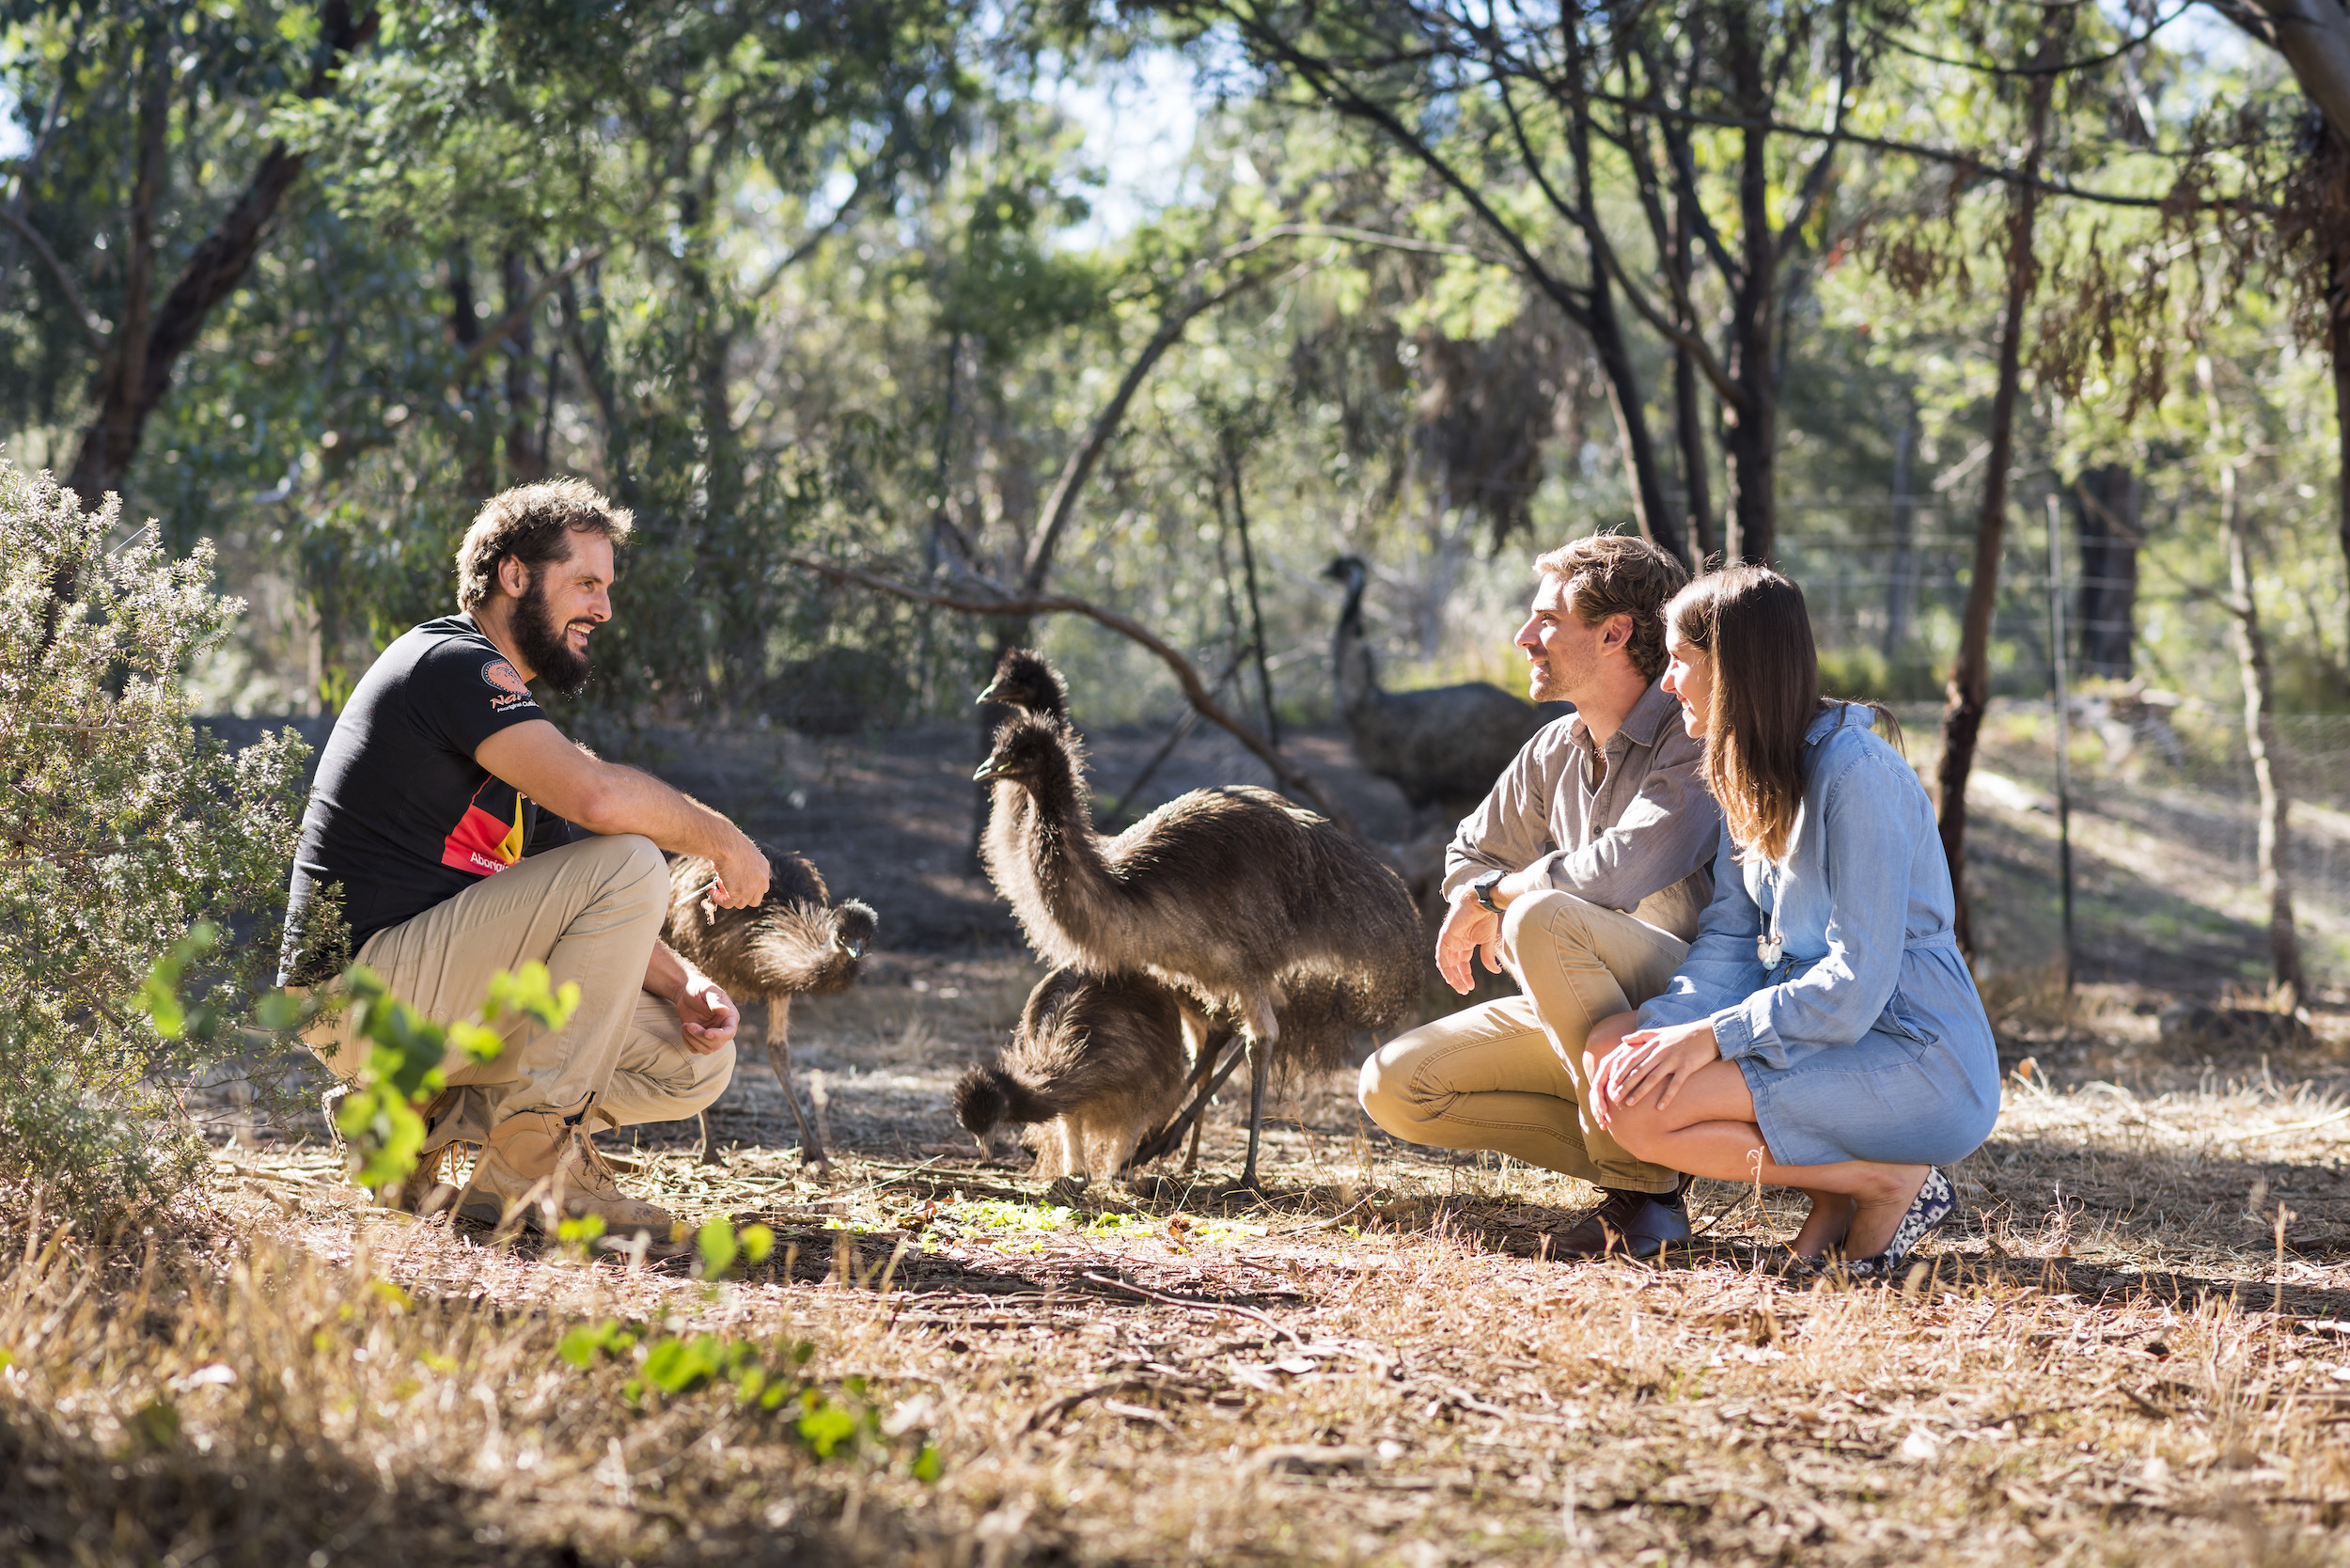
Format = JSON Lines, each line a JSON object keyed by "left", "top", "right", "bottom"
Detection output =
{"left": 454, "top": 1109, "right": 676, "bottom": 1238}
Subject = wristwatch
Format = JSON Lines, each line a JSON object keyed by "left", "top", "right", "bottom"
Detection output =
{"left": 1470, "top": 870, "right": 1507, "bottom": 914}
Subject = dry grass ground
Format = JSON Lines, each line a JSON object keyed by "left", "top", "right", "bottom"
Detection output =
{"left": 8, "top": 967, "right": 2350, "bottom": 1567}
{"left": 22, "top": 712, "right": 2341, "bottom": 1563}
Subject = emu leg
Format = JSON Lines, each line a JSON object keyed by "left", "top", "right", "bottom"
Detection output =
{"left": 761, "top": 996, "right": 826, "bottom": 1165}
{"left": 696, "top": 1110, "right": 721, "bottom": 1166}
{"left": 1235, "top": 993, "right": 1280, "bottom": 1191}
{"left": 765, "top": 1037, "right": 825, "bottom": 1164}
{"left": 1128, "top": 1034, "right": 1244, "bottom": 1169}
{"left": 1238, "top": 1033, "right": 1270, "bottom": 1191}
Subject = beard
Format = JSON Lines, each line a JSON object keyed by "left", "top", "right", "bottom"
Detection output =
{"left": 512, "top": 573, "right": 593, "bottom": 697}
{"left": 1528, "top": 646, "right": 1587, "bottom": 704}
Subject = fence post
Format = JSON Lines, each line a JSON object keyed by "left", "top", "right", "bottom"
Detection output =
{"left": 2044, "top": 493, "right": 2075, "bottom": 996}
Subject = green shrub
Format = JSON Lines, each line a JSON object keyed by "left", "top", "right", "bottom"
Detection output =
{"left": 0, "top": 463, "right": 308, "bottom": 1218}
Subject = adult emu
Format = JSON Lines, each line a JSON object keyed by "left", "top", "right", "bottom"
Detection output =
{"left": 1323, "top": 556, "right": 1567, "bottom": 821}
{"left": 663, "top": 842, "right": 876, "bottom": 1165}
{"left": 975, "top": 703, "right": 1421, "bottom": 1188}
{"left": 979, "top": 646, "right": 1070, "bottom": 723}
{"left": 952, "top": 967, "right": 1203, "bottom": 1186}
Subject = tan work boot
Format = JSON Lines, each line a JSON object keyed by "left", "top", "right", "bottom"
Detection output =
{"left": 454, "top": 1109, "right": 675, "bottom": 1237}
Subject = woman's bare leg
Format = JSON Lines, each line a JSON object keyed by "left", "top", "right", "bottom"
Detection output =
{"left": 1593, "top": 1057, "right": 1931, "bottom": 1260}
{"left": 1789, "top": 1190, "right": 1856, "bottom": 1260}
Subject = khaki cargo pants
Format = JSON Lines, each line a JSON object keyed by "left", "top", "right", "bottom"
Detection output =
{"left": 305, "top": 833, "right": 734, "bottom": 1146}
{"left": 1357, "top": 889, "right": 1690, "bottom": 1195}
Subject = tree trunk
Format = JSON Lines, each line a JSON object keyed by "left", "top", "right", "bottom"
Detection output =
{"left": 1883, "top": 407, "right": 1917, "bottom": 658}
{"left": 1721, "top": 8, "right": 1778, "bottom": 566}
{"left": 502, "top": 248, "right": 545, "bottom": 482}
{"left": 62, "top": 1, "right": 379, "bottom": 509}
{"left": 2333, "top": 251, "right": 2350, "bottom": 657}
{"left": 63, "top": 35, "right": 169, "bottom": 508}
{"left": 447, "top": 245, "right": 495, "bottom": 503}
{"left": 2223, "top": 460, "right": 2305, "bottom": 1006}
{"left": 1585, "top": 283, "right": 1678, "bottom": 559}
{"left": 1223, "top": 431, "right": 1280, "bottom": 750}
{"left": 1671, "top": 191, "right": 1717, "bottom": 566}
{"left": 1936, "top": 38, "right": 2057, "bottom": 957}
{"left": 2072, "top": 463, "right": 2141, "bottom": 680}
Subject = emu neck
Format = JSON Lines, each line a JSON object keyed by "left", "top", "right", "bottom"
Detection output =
{"left": 983, "top": 745, "right": 1122, "bottom": 964}
{"left": 1332, "top": 578, "right": 1379, "bottom": 717}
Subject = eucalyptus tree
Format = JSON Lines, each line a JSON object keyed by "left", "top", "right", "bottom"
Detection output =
{"left": 1152, "top": 0, "right": 1895, "bottom": 567}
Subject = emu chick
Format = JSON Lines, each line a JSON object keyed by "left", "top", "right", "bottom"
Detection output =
{"left": 953, "top": 968, "right": 1198, "bottom": 1185}
{"left": 663, "top": 841, "right": 876, "bottom": 1164}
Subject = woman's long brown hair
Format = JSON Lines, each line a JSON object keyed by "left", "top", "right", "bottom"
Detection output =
{"left": 1669, "top": 567, "right": 1821, "bottom": 864}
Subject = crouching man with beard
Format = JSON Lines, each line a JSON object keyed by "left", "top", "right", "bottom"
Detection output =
{"left": 281, "top": 479, "right": 771, "bottom": 1238}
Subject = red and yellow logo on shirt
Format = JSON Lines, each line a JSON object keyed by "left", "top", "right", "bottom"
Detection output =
{"left": 442, "top": 780, "right": 526, "bottom": 876}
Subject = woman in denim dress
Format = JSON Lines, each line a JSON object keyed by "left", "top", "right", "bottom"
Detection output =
{"left": 1587, "top": 567, "right": 2000, "bottom": 1272}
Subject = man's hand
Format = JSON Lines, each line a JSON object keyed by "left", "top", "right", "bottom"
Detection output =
{"left": 703, "top": 830, "right": 772, "bottom": 910}
{"left": 675, "top": 970, "right": 739, "bottom": 1056}
{"left": 1434, "top": 892, "right": 1505, "bottom": 995}
{"left": 645, "top": 940, "right": 738, "bottom": 1054}
{"left": 1591, "top": 1020, "right": 1719, "bottom": 1129}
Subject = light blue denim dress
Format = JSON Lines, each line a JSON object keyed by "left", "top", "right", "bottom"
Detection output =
{"left": 1636, "top": 705, "right": 2001, "bottom": 1168}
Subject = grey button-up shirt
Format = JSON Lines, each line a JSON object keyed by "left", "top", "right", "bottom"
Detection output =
{"left": 1440, "top": 680, "right": 1721, "bottom": 940}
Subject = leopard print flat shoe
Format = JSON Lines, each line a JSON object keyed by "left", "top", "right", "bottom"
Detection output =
{"left": 1843, "top": 1167, "right": 1955, "bottom": 1281}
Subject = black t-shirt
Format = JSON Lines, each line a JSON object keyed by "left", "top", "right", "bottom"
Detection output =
{"left": 279, "top": 615, "right": 574, "bottom": 983}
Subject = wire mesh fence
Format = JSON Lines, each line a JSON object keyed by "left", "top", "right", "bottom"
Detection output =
{"left": 1778, "top": 504, "right": 2348, "bottom": 990}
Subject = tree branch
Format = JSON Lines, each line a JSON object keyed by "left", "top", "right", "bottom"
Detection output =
{"left": 1224, "top": 6, "right": 1599, "bottom": 331}
{"left": 1497, "top": 73, "right": 1742, "bottom": 403}
{"left": 783, "top": 554, "right": 1362, "bottom": 837}
{"left": 0, "top": 207, "right": 103, "bottom": 346}
{"left": 1019, "top": 243, "right": 1308, "bottom": 593}
{"left": 2217, "top": 0, "right": 2350, "bottom": 145}
{"left": 1580, "top": 86, "right": 2225, "bottom": 211}
{"left": 454, "top": 246, "right": 607, "bottom": 383}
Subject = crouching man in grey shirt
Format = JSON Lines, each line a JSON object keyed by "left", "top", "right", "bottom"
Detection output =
{"left": 1358, "top": 533, "right": 1723, "bottom": 1258}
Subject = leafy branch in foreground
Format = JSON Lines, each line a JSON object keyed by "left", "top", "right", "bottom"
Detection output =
{"left": 142, "top": 938, "right": 579, "bottom": 1199}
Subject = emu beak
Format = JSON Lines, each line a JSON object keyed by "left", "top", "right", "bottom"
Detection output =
{"left": 838, "top": 937, "right": 865, "bottom": 959}
{"left": 972, "top": 758, "right": 1003, "bottom": 783}
{"left": 977, "top": 681, "right": 999, "bottom": 706}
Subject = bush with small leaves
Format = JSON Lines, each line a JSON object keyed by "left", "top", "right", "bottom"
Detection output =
{"left": 0, "top": 464, "right": 308, "bottom": 1219}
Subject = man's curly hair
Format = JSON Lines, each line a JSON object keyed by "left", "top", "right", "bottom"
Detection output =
{"left": 454, "top": 478, "right": 635, "bottom": 611}
{"left": 1531, "top": 531, "right": 1691, "bottom": 683}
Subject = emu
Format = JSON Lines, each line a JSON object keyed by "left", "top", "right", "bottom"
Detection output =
{"left": 975, "top": 701, "right": 1422, "bottom": 1188}
{"left": 663, "top": 842, "right": 876, "bottom": 1166}
{"left": 1323, "top": 555, "right": 1568, "bottom": 821}
{"left": 952, "top": 967, "right": 1204, "bottom": 1186}
{"left": 979, "top": 646, "right": 1070, "bottom": 723}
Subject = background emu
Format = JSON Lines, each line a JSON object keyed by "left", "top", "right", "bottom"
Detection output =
{"left": 663, "top": 841, "right": 876, "bottom": 1165}
{"left": 1324, "top": 556, "right": 1568, "bottom": 822}
{"left": 952, "top": 967, "right": 1201, "bottom": 1185}
{"left": 979, "top": 646, "right": 1070, "bottom": 723}
{"left": 976, "top": 698, "right": 1422, "bottom": 1188}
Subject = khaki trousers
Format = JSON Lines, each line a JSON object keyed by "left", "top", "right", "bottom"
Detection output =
{"left": 1357, "top": 889, "right": 1690, "bottom": 1193}
{"left": 306, "top": 833, "right": 734, "bottom": 1137}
